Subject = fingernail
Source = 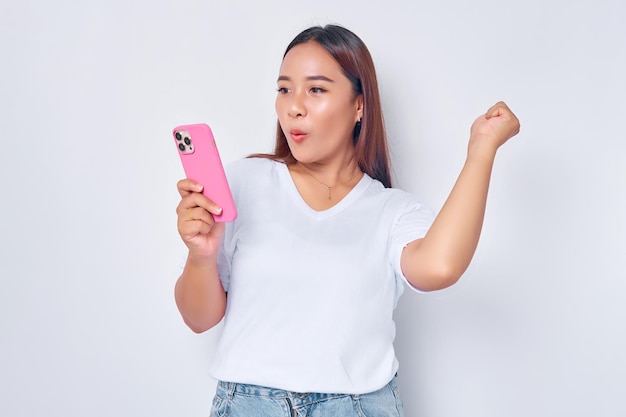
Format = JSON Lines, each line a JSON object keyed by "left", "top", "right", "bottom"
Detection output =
{"left": 217, "top": 207, "right": 223, "bottom": 214}
{"left": 196, "top": 184, "right": 204, "bottom": 191}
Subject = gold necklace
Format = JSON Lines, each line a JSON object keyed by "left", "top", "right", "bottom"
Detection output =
{"left": 300, "top": 165, "right": 360, "bottom": 200}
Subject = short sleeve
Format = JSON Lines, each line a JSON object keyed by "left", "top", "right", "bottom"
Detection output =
{"left": 215, "top": 159, "right": 250, "bottom": 292}
{"left": 217, "top": 244, "right": 231, "bottom": 292}
{"left": 216, "top": 195, "right": 239, "bottom": 292}
{"left": 389, "top": 199, "right": 435, "bottom": 298}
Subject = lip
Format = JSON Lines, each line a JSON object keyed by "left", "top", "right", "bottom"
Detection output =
{"left": 289, "top": 129, "right": 309, "bottom": 143}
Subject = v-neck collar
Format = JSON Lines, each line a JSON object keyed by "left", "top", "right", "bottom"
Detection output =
{"left": 277, "top": 162, "right": 372, "bottom": 220}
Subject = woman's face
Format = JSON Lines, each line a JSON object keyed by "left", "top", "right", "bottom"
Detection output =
{"left": 275, "top": 41, "right": 363, "bottom": 165}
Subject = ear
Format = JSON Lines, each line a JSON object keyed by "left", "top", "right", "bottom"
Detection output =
{"left": 355, "top": 94, "right": 364, "bottom": 122}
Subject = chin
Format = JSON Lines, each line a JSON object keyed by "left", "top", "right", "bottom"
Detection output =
{"left": 288, "top": 148, "right": 314, "bottom": 164}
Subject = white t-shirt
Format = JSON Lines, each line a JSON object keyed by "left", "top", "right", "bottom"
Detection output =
{"left": 210, "top": 158, "right": 434, "bottom": 394}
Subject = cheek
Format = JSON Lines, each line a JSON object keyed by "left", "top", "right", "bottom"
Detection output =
{"left": 311, "top": 101, "right": 331, "bottom": 119}
{"left": 317, "top": 101, "right": 354, "bottom": 129}
{"left": 321, "top": 95, "right": 355, "bottom": 116}
{"left": 275, "top": 99, "right": 288, "bottom": 125}
{"left": 275, "top": 97, "right": 283, "bottom": 115}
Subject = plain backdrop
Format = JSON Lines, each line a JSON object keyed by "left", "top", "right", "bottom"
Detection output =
{"left": 1, "top": 1, "right": 625, "bottom": 416}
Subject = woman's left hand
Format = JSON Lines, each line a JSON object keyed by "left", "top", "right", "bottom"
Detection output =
{"left": 469, "top": 101, "right": 520, "bottom": 154}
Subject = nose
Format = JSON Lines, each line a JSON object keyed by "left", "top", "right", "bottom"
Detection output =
{"left": 287, "top": 91, "right": 307, "bottom": 118}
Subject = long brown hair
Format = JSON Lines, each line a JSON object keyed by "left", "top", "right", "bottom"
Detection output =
{"left": 253, "top": 24, "right": 393, "bottom": 188}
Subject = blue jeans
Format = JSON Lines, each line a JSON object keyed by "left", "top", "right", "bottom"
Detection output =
{"left": 210, "top": 376, "right": 405, "bottom": 417}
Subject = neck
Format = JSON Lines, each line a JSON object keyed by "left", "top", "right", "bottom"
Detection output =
{"left": 297, "top": 155, "right": 361, "bottom": 187}
{"left": 295, "top": 159, "right": 362, "bottom": 201}
{"left": 296, "top": 153, "right": 361, "bottom": 181}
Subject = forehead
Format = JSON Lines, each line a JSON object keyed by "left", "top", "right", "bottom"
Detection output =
{"left": 279, "top": 41, "right": 345, "bottom": 80}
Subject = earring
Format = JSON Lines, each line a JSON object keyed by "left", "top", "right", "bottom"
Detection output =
{"left": 353, "top": 116, "right": 362, "bottom": 143}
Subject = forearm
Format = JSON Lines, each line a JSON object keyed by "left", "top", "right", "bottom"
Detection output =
{"left": 402, "top": 102, "right": 519, "bottom": 291}
{"left": 403, "top": 144, "right": 497, "bottom": 290}
{"left": 175, "top": 255, "right": 227, "bottom": 333}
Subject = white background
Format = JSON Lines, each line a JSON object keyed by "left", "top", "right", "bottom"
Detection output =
{"left": 1, "top": 1, "right": 625, "bottom": 416}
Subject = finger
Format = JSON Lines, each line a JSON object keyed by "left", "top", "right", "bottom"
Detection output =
{"left": 179, "top": 218, "right": 214, "bottom": 239}
{"left": 177, "top": 179, "right": 204, "bottom": 197}
{"left": 184, "top": 221, "right": 225, "bottom": 243}
{"left": 177, "top": 203, "right": 222, "bottom": 234}
{"left": 177, "top": 191, "right": 224, "bottom": 217}
{"left": 178, "top": 208, "right": 216, "bottom": 237}
{"left": 485, "top": 101, "right": 510, "bottom": 119}
{"left": 186, "top": 206, "right": 216, "bottom": 225}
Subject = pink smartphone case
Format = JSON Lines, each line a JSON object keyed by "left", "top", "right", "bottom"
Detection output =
{"left": 173, "top": 123, "right": 237, "bottom": 222}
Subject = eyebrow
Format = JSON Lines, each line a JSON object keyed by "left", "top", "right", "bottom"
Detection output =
{"left": 277, "top": 75, "right": 335, "bottom": 83}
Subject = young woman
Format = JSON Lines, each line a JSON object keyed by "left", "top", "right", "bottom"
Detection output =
{"left": 175, "top": 24, "right": 520, "bottom": 417}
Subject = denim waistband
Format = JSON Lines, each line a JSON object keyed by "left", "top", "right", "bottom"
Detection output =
{"left": 217, "top": 380, "right": 349, "bottom": 406}
{"left": 216, "top": 375, "right": 397, "bottom": 407}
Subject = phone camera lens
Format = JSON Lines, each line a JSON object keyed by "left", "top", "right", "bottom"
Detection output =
{"left": 175, "top": 132, "right": 182, "bottom": 141}
{"left": 178, "top": 143, "right": 185, "bottom": 151}
{"left": 184, "top": 137, "right": 191, "bottom": 145}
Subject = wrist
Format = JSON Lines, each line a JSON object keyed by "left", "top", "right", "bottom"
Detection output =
{"left": 186, "top": 252, "right": 218, "bottom": 268}
{"left": 467, "top": 136, "right": 498, "bottom": 161}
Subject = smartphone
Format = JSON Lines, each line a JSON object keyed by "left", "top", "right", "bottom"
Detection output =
{"left": 173, "top": 123, "right": 237, "bottom": 222}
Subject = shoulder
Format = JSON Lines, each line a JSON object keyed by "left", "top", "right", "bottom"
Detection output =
{"left": 368, "top": 185, "right": 435, "bottom": 244}
{"left": 225, "top": 157, "right": 281, "bottom": 180}
{"left": 225, "top": 156, "right": 277, "bottom": 174}
{"left": 224, "top": 157, "right": 285, "bottom": 195}
{"left": 362, "top": 176, "right": 430, "bottom": 213}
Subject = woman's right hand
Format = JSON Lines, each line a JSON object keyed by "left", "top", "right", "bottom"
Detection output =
{"left": 176, "top": 179, "right": 226, "bottom": 260}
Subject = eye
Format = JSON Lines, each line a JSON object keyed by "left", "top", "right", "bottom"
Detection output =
{"left": 277, "top": 86, "right": 290, "bottom": 94}
{"left": 310, "top": 87, "right": 326, "bottom": 94}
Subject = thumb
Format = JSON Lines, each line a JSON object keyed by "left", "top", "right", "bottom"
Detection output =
{"left": 485, "top": 101, "right": 508, "bottom": 120}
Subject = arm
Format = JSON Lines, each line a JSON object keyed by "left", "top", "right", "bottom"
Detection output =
{"left": 401, "top": 102, "right": 520, "bottom": 291}
{"left": 175, "top": 256, "right": 227, "bottom": 333}
{"left": 174, "top": 179, "right": 227, "bottom": 333}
